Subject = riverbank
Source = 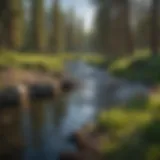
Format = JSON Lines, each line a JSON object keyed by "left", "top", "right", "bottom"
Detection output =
{"left": 90, "top": 50, "right": 160, "bottom": 87}
{"left": 0, "top": 51, "right": 102, "bottom": 72}
{"left": 0, "top": 67, "right": 63, "bottom": 88}
{"left": 0, "top": 66, "right": 77, "bottom": 157}
{"left": 66, "top": 54, "right": 160, "bottom": 160}
{"left": 1, "top": 52, "right": 159, "bottom": 160}
{"left": 0, "top": 52, "right": 81, "bottom": 157}
{"left": 109, "top": 55, "right": 160, "bottom": 86}
{"left": 0, "top": 51, "right": 103, "bottom": 87}
{"left": 97, "top": 89, "right": 160, "bottom": 160}
{"left": 67, "top": 89, "right": 160, "bottom": 160}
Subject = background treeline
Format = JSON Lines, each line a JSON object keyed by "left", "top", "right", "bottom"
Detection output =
{"left": 92, "top": 0, "right": 160, "bottom": 86}
{"left": 0, "top": 0, "right": 159, "bottom": 57}
{"left": 0, "top": 0, "right": 93, "bottom": 53}
{"left": 93, "top": 0, "right": 160, "bottom": 57}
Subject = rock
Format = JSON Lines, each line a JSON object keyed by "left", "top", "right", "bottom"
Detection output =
{"left": 60, "top": 79, "right": 77, "bottom": 93}
{"left": 59, "top": 151, "right": 101, "bottom": 160}
{"left": 59, "top": 152, "right": 83, "bottom": 160}
{"left": 69, "top": 130, "right": 101, "bottom": 155}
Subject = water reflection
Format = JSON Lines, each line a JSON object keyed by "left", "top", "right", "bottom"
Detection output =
{"left": 21, "top": 61, "right": 98, "bottom": 160}
{"left": 20, "top": 60, "right": 148, "bottom": 160}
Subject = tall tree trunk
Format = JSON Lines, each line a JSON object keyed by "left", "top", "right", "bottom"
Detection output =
{"left": 7, "top": 0, "right": 24, "bottom": 50}
{"left": 31, "top": 0, "right": 46, "bottom": 52}
{"left": 151, "top": 0, "right": 159, "bottom": 55}
{"left": 110, "top": 0, "right": 125, "bottom": 56}
{"left": 65, "top": 8, "right": 76, "bottom": 52}
{"left": 103, "top": 0, "right": 111, "bottom": 55}
{"left": 50, "top": 0, "right": 64, "bottom": 53}
{"left": 0, "top": 0, "right": 10, "bottom": 49}
{"left": 123, "top": 0, "right": 134, "bottom": 55}
{"left": 95, "top": 0, "right": 111, "bottom": 56}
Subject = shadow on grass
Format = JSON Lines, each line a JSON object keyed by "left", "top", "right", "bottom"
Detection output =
{"left": 102, "top": 118, "right": 160, "bottom": 160}
{"left": 110, "top": 55, "right": 160, "bottom": 86}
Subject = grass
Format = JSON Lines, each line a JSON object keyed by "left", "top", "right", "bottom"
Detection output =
{"left": 0, "top": 51, "right": 103, "bottom": 72}
{"left": 97, "top": 91, "right": 160, "bottom": 160}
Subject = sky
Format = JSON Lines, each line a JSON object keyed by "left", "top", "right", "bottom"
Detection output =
{"left": 46, "top": 0, "right": 96, "bottom": 32}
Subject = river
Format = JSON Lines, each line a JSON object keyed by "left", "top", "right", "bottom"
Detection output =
{"left": 21, "top": 60, "right": 149, "bottom": 160}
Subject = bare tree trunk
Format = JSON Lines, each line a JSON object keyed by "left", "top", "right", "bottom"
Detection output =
{"left": 31, "top": 0, "right": 46, "bottom": 52}
{"left": 151, "top": 0, "right": 159, "bottom": 55}
{"left": 0, "top": 0, "right": 10, "bottom": 49}
{"left": 96, "top": 0, "right": 111, "bottom": 56}
{"left": 104, "top": 0, "right": 112, "bottom": 56}
{"left": 123, "top": 0, "right": 134, "bottom": 55}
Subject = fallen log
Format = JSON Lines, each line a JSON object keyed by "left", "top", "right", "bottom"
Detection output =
{"left": 0, "top": 79, "right": 76, "bottom": 109}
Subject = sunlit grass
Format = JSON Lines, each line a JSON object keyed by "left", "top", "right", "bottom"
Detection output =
{"left": 109, "top": 57, "right": 132, "bottom": 71}
{"left": 133, "top": 49, "right": 151, "bottom": 58}
{"left": 98, "top": 109, "right": 152, "bottom": 135}
{"left": 147, "top": 93, "right": 160, "bottom": 111}
{"left": 0, "top": 51, "right": 102, "bottom": 71}
{"left": 109, "top": 49, "right": 152, "bottom": 71}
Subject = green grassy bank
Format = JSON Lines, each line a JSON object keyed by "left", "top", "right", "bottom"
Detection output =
{"left": 90, "top": 50, "right": 160, "bottom": 86}
{"left": 97, "top": 92, "right": 160, "bottom": 160}
{"left": 87, "top": 49, "right": 160, "bottom": 159}
{"left": 0, "top": 51, "right": 103, "bottom": 72}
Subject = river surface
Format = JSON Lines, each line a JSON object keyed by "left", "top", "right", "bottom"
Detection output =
{"left": 22, "top": 61, "right": 148, "bottom": 160}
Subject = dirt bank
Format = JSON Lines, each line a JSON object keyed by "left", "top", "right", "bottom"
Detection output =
{"left": 0, "top": 67, "right": 66, "bottom": 88}
{"left": 0, "top": 67, "right": 75, "bottom": 158}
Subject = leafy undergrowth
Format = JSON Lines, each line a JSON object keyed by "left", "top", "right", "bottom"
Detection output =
{"left": 97, "top": 92, "right": 160, "bottom": 160}
{"left": 110, "top": 55, "right": 160, "bottom": 86}
{"left": 108, "top": 50, "right": 159, "bottom": 85}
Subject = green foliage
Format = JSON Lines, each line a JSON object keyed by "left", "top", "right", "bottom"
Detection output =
{"left": 110, "top": 54, "right": 160, "bottom": 85}
{"left": 126, "top": 95, "right": 149, "bottom": 110}
{"left": 97, "top": 92, "right": 160, "bottom": 160}
{"left": 98, "top": 109, "right": 151, "bottom": 137}
{"left": 0, "top": 52, "right": 102, "bottom": 71}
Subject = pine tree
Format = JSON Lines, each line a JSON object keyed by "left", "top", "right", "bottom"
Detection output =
{"left": 7, "top": 0, "right": 25, "bottom": 50}
{"left": 50, "top": 0, "right": 65, "bottom": 53}
{"left": 31, "top": 0, "right": 46, "bottom": 51}
{"left": 151, "top": 0, "right": 159, "bottom": 55}
{"left": 65, "top": 7, "right": 76, "bottom": 52}
{"left": 74, "top": 17, "right": 85, "bottom": 52}
{"left": 94, "top": 0, "right": 112, "bottom": 55}
{"left": 123, "top": 0, "right": 134, "bottom": 54}
{"left": 94, "top": 0, "right": 134, "bottom": 56}
{"left": 0, "top": 0, "right": 8, "bottom": 48}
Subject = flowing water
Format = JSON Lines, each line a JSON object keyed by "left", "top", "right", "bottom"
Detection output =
{"left": 21, "top": 60, "right": 149, "bottom": 160}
